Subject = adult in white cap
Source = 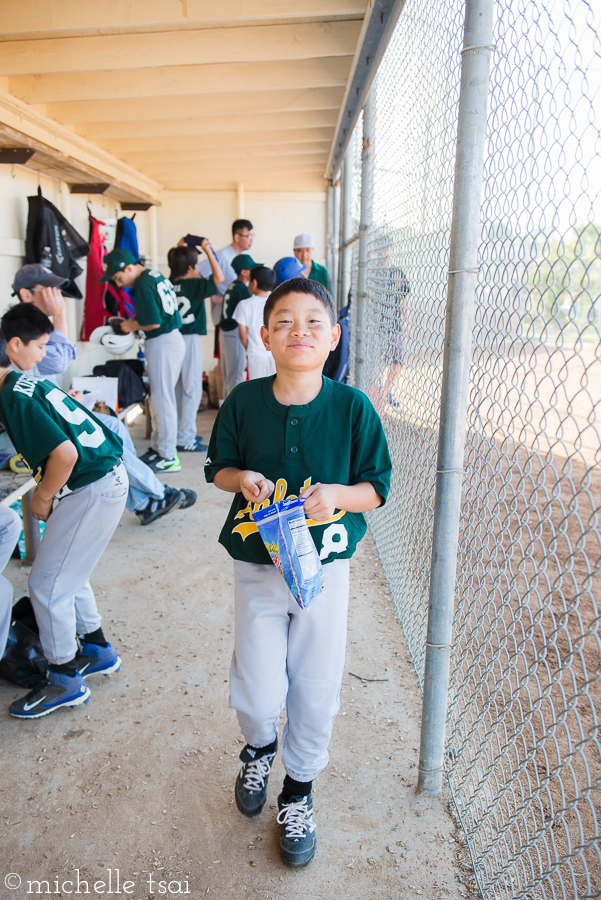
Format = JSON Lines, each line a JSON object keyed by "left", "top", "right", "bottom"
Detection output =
{"left": 293, "top": 234, "right": 332, "bottom": 293}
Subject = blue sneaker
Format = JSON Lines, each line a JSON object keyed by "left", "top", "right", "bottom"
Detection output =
{"left": 9, "top": 671, "right": 90, "bottom": 719}
{"left": 177, "top": 439, "right": 208, "bottom": 452}
{"left": 277, "top": 793, "right": 317, "bottom": 867}
{"left": 76, "top": 642, "right": 121, "bottom": 678}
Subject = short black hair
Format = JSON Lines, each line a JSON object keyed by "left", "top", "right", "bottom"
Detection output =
{"left": 0, "top": 335, "right": 9, "bottom": 368}
{"left": 263, "top": 277, "right": 336, "bottom": 327}
{"left": 168, "top": 245, "right": 198, "bottom": 281}
{"left": 250, "top": 266, "right": 276, "bottom": 293}
{"left": 1, "top": 303, "right": 54, "bottom": 344}
{"left": 232, "top": 219, "right": 253, "bottom": 237}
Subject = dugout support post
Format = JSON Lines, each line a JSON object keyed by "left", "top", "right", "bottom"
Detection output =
{"left": 355, "top": 89, "right": 374, "bottom": 395}
{"left": 417, "top": 0, "right": 495, "bottom": 795}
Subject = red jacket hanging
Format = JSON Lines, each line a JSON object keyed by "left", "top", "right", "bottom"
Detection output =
{"left": 80, "top": 214, "right": 107, "bottom": 340}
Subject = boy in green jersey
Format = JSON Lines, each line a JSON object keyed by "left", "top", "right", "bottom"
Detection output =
{"left": 220, "top": 253, "right": 262, "bottom": 398}
{"left": 100, "top": 248, "right": 185, "bottom": 473}
{"left": 205, "top": 278, "right": 391, "bottom": 867}
{"left": 167, "top": 241, "right": 224, "bottom": 451}
{"left": 0, "top": 304, "right": 128, "bottom": 719}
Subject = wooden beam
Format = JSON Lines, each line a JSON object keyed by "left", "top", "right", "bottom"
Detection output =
{"left": 0, "top": 89, "right": 161, "bottom": 203}
{"left": 43, "top": 87, "right": 345, "bottom": 125}
{"left": 99, "top": 128, "right": 335, "bottom": 155}
{"left": 162, "top": 174, "right": 328, "bottom": 192}
{"left": 119, "top": 142, "right": 332, "bottom": 166}
{"left": 143, "top": 159, "right": 327, "bottom": 178}
{"left": 80, "top": 109, "right": 337, "bottom": 142}
{"left": 70, "top": 182, "right": 110, "bottom": 194}
{"left": 9, "top": 57, "right": 351, "bottom": 105}
{"left": 0, "top": 147, "right": 35, "bottom": 164}
{"left": 0, "top": 22, "right": 361, "bottom": 77}
{"left": 1, "top": 2, "right": 367, "bottom": 38}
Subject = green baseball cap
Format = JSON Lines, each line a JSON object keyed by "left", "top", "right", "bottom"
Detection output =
{"left": 232, "top": 253, "right": 262, "bottom": 274}
{"left": 99, "top": 248, "right": 138, "bottom": 282}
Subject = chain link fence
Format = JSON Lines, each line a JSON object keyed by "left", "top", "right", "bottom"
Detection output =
{"left": 341, "top": 0, "right": 601, "bottom": 896}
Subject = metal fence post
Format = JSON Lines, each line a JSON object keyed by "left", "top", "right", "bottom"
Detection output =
{"left": 417, "top": 0, "right": 495, "bottom": 796}
{"left": 355, "top": 91, "right": 374, "bottom": 394}
{"left": 338, "top": 143, "right": 354, "bottom": 310}
{"left": 326, "top": 183, "right": 335, "bottom": 296}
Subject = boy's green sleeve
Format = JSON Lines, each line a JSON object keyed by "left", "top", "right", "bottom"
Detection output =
{"left": 204, "top": 398, "right": 243, "bottom": 483}
{"left": 349, "top": 396, "right": 392, "bottom": 504}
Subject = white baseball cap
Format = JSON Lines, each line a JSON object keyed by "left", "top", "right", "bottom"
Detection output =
{"left": 293, "top": 233, "right": 315, "bottom": 250}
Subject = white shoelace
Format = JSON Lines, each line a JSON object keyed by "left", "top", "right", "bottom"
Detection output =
{"left": 240, "top": 755, "right": 273, "bottom": 792}
{"left": 277, "top": 798, "right": 316, "bottom": 837}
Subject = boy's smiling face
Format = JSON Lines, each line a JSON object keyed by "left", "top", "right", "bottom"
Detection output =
{"left": 7, "top": 333, "right": 50, "bottom": 371}
{"left": 261, "top": 291, "right": 340, "bottom": 374}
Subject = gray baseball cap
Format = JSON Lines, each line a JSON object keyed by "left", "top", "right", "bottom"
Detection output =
{"left": 293, "top": 233, "right": 315, "bottom": 250}
{"left": 12, "top": 264, "right": 69, "bottom": 296}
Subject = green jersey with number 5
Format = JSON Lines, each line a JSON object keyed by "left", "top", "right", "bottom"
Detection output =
{"left": 133, "top": 269, "right": 182, "bottom": 340}
{"left": 0, "top": 372, "right": 123, "bottom": 492}
{"left": 172, "top": 275, "right": 216, "bottom": 336}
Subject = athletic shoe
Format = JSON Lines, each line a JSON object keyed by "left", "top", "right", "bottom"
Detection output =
{"left": 176, "top": 439, "right": 208, "bottom": 452}
{"left": 150, "top": 454, "right": 181, "bottom": 473}
{"left": 76, "top": 642, "right": 122, "bottom": 678}
{"left": 277, "top": 793, "right": 317, "bottom": 867}
{"left": 178, "top": 488, "right": 197, "bottom": 509}
{"left": 9, "top": 670, "right": 90, "bottom": 719}
{"left": 138, "top": 448, "right": 159, "bottom": 465}
{"left": 235, "top": 742, "right": 278, "bottom": 817}
{"left": 135, "top": 487, "right": 183, "bottom": 525}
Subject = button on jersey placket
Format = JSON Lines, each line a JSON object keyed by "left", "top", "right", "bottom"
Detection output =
{"left": 285, "top": 415, "right": 301, "bottom": 459}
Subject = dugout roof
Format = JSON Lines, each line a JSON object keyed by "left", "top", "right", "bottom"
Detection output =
{"left": 0, "top": 1, "right": 400, "bottom": 205}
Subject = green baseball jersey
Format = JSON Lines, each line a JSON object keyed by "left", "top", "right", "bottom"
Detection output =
{"left": 133, "top": 269, "right": 182, "bottom": 340}
{"left": 221, "top": 279, "right": 251, "bottom": 332}
{"left": 309, "top": 261, "right": 332, "bottom": 293}
{"left": 204, "top": 376, "right": 391, "bottom": 565}
{"left": 0, "top": 372, "right": 123, "bottom": 493}
{"left": 172, "top": 276, "right": 216, "bottom": 336}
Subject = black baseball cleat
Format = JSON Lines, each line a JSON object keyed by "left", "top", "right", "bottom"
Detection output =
{"left": 235, "top": 741, "right": 278, "bottom": 817}
{"left": 135, "top": 486, "right": 183, "bottom": 525}
{"left": 178, "top": 488, "right": 197, "bottom": 509}
{"left": 277, "top": 793, "right": 317, "bottom": 867}
{"left": 138, "top": 447, "right": 159, "bottom": 465}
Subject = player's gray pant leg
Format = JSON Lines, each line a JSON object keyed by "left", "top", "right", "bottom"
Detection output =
{"left": 96, "top": 413, "right": 164, "bottom": 511}
{"left": 219, "top": 328, "right": 246, "bottom": 399}
{"left": 230, "top": 559, "right": 350, "bottom": 781}
{"left": 176, "top": 333, "right": 204, "bottom": 446}
{"left": 28, "top": 464, "right": 128, "bottom": 665}
{"left": 0, "top": 506, "right": 21, "bottom": 657}
{"left": 145, "top": 330, "right": 186, "bottom": 459}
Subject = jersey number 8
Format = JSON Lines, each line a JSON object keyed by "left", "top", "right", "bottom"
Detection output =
{"left": 46, "top": 389, "right": 106, "bottom": 449}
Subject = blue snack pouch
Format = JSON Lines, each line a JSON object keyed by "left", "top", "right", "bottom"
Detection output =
{"left": 252, "top": 497, "right": 324, "bottom": 609}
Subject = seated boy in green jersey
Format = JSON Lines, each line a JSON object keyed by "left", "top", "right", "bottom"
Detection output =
{"left": 100, "top": 248, "right": 185, "bottom": 474}
{"left": 167, "top": 241, "right": 224, "bottom": 452}
{"left": 0, "top": 304, "right": 128, "bottom": 719}
{"left": 205, "top": 278, "right": 391, "bottom": 868}
{"left": 220, "top": 253, "right": 262, "bottom": 398}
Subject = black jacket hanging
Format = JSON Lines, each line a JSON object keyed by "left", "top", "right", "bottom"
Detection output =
{"left": 25, "top": 187, "right": 90, "bottom": 299}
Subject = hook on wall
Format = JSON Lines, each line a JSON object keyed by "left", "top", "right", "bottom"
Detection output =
{"left": 87, "top": 200, "right": 93, "bottom": 215}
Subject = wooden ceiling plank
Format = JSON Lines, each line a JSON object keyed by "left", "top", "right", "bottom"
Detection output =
{"left": 1, "top": 1, "right": 367, "bottom": 37}
{"left": 0, "top": 22, "right": 361, "bottom": 77}
{"left": 161, "top": 175, "right": 328, "bottom": 191}
{"left": 42, "top": 86, "right": 345, "bottom": 125}
{"left": 97, "top": 128, "right": 335, "bottom": 155}
{"left": 79, "top": 109, "right": 337, "bottom": 142}
{"left": 9, "top": 57, "right": 351, "bottom": 105}
{"left": 119, "top": 143, "right": 332, "bottom": 164}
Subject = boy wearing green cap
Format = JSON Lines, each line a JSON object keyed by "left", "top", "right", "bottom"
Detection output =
{"left": 100, "top": 249, "right": 185, "bottom": 473}
{"left": 220, "top": 253, "right": 262, "bottom": 399}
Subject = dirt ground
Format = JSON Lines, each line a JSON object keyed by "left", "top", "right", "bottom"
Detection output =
{"left": 0, "top": 408, "right": 476, "bottom": 900}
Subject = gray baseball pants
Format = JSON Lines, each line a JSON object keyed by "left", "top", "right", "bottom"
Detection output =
{"left": 0, "top": 506, "right": 21, "bottom": 657}
{"left": 28, "top": 464, "right": 128, "bottom": 665}
{"left": 219, "top": 328, "right": 246, "bottom": 399}
{"left": 230, "top": 558, "right": 350, "bottom": 782}
{"left": 176, "top": 333, "right": 203, "bottom": 447}
{"left": 145, "top": 330, "right": 186, "bottom": 459}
